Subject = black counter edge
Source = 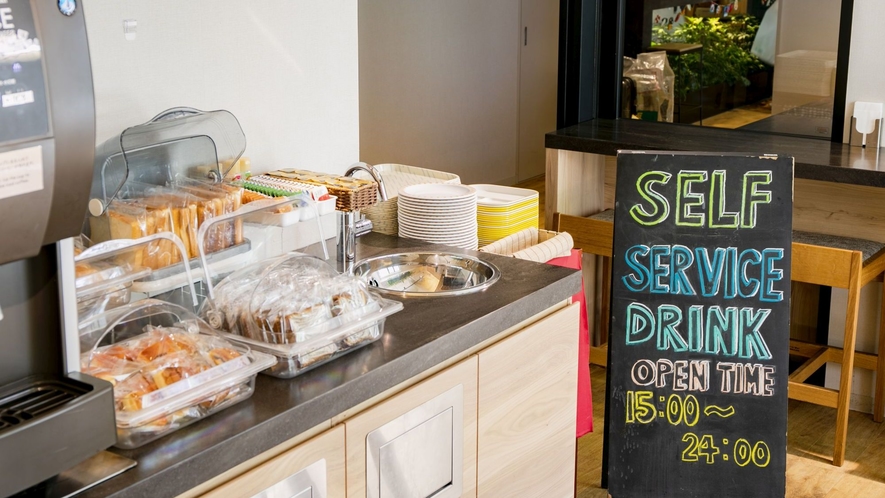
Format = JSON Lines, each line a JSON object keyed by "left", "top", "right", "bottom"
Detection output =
{"left": 545, "top": 120, "right": 885, "bottom": 189}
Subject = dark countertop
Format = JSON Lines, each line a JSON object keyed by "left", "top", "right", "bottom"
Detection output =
{"left": 546, "top": 118, "right": 885, "bottom": 188}
{"left": 80, "top": 234, "right": 581, "bottom": 498}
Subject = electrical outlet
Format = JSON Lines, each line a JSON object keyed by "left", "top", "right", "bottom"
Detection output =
{"left": 123, "top": 19, "right": 136, "bottom": 41}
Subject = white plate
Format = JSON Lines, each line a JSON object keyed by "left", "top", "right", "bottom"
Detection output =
{"left": 399, "top": 235, "right": 478, "bottom": 249}
{"left": 398, "top": 230, "right": 477, "bottom": 240}
{"left": 397, "top": 203, "right": 477, "bottom": 214}
{"left": 400, "top": 183, "right": 477, "bottom": 200}
{"left": 398, "top": 226, "right": 476, "bottom": 238}
{"left": 397, "top": 202, "right": 475, "bottom": 212}
{"left": 397, "top": 211, "right": 476, "bottom": 222}
{"left": 398, "top": 210, "right": 476, "bottom": 220}
{"left": 398, "top": 194, "right": 476, "bottom": 204}
{"left": 399, "top": 218, "right": 475, "bottom": 227}
{"left": 399, "top": 221, "right": 477, "bottom": 233}
{"left": 397, "top": 199, "right": 476, "bottom": 209}
{"left": 398, "top": 213, "right": 476, "bottom": 225}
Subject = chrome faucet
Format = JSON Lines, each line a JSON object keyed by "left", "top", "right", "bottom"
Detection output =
{"left": 338, "top": 163, "right": 388, "bottom": 265}
{"left": 345, "top": 162, "right": 388, "bottom": 200}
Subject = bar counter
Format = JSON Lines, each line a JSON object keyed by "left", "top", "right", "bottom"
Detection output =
{"left": 77, "top": 234, "right": 581, "bottom": 498}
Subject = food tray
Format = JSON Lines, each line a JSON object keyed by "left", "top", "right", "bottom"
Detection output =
{"left": 477, "top": 209, "right": 538, "bottom": 225}
{"left": 251, "top": 196, "right": 337, "bottom": 227}
{"left": 75, "top": 264, "right": 152, "bottom": 300}
{"left": 75, "top": 261, "right": 151, "bottom": 321}
{"left": 79, "top": 300, "right": 275, "bottom": 449}
{"left": 472, "top": 184, "right": 539, "bottom": 210}
{"left": 134, "top": 240, "right": 251, "bottom": 284}
{"left": 217, "top": 297, "right": 402, "bottom": 378}
{"left": 266, "top": 169, "right": 378, "bottom": 212}
{"left": 77, "top": 287, "right": 133, "bottom": 324}
{"left": 354, "top": 163, "right": 460, "bottom": 198}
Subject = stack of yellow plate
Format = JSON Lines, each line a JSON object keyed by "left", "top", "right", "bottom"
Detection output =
{"left": 473, "top": 184, "right": 539, "bottom": 246}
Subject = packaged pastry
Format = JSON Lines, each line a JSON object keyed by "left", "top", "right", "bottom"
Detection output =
{"left": 87, "top": 180, "right": 245, "bottom": 270}
{"left": 74, "top": 251, "right": 151, "bottom": 322}
{"left": 204, "top": 254, "right": 402, "bottom": 378}
{"left": 79, "top": 300, "right": 274, "bottom": 449}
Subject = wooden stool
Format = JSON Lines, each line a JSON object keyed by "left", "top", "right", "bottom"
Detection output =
{"left": 554, "top": 211, "right": 885, "bottom": 467}
{"left": 789, "top": 232, "right": 885, "bottom": 466}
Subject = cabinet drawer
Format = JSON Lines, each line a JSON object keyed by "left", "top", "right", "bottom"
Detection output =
{"left": 368, "top": 386, "right": 462, "bottom": 498}
{"left": 202, "top": 425, "right": 345, "bottom": 498}
{"left": 346, "top": 357, "right": 478, "bottom": 498}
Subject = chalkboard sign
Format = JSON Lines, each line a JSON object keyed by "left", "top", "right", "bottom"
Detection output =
{"left": 605, "top": 152, "right": 793, "bottom": 498}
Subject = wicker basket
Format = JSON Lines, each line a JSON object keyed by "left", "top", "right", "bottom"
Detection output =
{"left": 352, "top": 164, "right": 461, "bottom": 235}
{"left": 265, "top": 169, "right": 378, "bottom": 212}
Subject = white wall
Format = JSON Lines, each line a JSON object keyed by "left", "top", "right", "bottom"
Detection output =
{"left": 358, "top": 0, "right": 521, "bottom": 185}
{"left": 83, "top": 0, "right": 359, "bottom": 175}
{"left": 843, "top": 0, "right": 885, "bottom": 142}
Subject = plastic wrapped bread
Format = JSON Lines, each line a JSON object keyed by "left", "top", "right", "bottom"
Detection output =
{"left": 79, "top": 300, "right": 274, "bottom": 448}
{"left": 204, "top": 254, "right": 391, "bottom": 376}
{"left": 87, "top": 181, "right": 244, "bottom": 269}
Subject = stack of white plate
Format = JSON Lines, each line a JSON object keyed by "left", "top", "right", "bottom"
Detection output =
{"left": 398, "top": 184, "right": 478, "bottom": 249}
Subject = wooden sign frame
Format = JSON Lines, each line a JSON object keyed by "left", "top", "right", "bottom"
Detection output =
{"left": 604, "top": 151, "right": 794, "bottom": 498}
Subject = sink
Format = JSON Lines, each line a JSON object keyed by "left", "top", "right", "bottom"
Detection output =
{"left": 352, "top": 252, "right": 500, "bottom": 297}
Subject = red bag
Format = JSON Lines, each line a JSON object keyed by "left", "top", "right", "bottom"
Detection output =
{"left": 547, "top": 249, "right": 593, "bottom": 437}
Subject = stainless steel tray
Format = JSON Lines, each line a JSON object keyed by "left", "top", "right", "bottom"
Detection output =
{"left": 352, "top": 252, "right": 499, "bottom": 297}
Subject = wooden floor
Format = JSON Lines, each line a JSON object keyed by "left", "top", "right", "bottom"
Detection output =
{"left": 513, "top": 175, "right": 885, "bottom": 497}
{"left": 577, "top": 366, "right": 885, "bottom": 497}
{"left": 695, "top": 99, "right": 772, "bottom": 129}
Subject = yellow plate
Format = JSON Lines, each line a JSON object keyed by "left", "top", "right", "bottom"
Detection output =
{"left": 478, "top": 211, "right": 538, "bottom": 224}
{"left": 477, "top": 199, "right": 537, "bottom": 213}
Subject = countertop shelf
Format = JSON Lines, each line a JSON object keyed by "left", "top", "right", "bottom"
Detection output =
{"left": 78, "top": 233, "right": 581, "bottom": 498}
{"left": 546, "top": 118, "right": 885, "bottom": 188}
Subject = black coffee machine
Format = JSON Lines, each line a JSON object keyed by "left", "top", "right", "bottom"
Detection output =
{"left": 0, "top": 1, "right": 118, "bottom": 496}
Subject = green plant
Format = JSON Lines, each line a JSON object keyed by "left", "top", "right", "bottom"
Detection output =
{"left": 652, "top": 15, "right": 766, "bottom": 100}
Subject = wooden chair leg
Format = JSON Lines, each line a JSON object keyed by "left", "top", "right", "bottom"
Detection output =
{"left": 876, "top": 280, "right": 885, "bottom": 423}
{"left": 833, "top": 254, "right": 863, "bottom": 466}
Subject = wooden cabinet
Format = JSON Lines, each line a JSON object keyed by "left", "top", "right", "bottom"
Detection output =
{"left": 201, "top": 425, "right": 345, "bottom": 498}
{"left": 187, "top": 302, "right": 579, "bottom": 498}
{"left": 477, "top": 303, "right": 580, "bottom": 498}
{"left": 345, "top": 357, "right": 478, "bottom": 498}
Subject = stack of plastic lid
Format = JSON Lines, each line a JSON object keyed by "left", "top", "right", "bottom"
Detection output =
{"left": 473, "top": 185, "right": 540, "bottom": 247}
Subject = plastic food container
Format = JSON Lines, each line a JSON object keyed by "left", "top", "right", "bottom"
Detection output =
{"left": 79, "top": 300, "right": 275, "bottom": 449}
{"left": 74, "top": 259, "right": 152, "bottom": 322}
{"left": 204, "top": 254, "right": 403, "bottom": 378}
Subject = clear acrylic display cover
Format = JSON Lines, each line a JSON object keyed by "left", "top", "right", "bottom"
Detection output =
{"left": 74, "top": 255, "right": 151, "bottom": 322}
{"left": 90, "top": 107, "right": 247, "bottom": 215}
{"left": 79, "top": 299, "right": 274, "bottom": 449}
{"left": 203, "top": 254, "right": 403, "bottom": 378}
